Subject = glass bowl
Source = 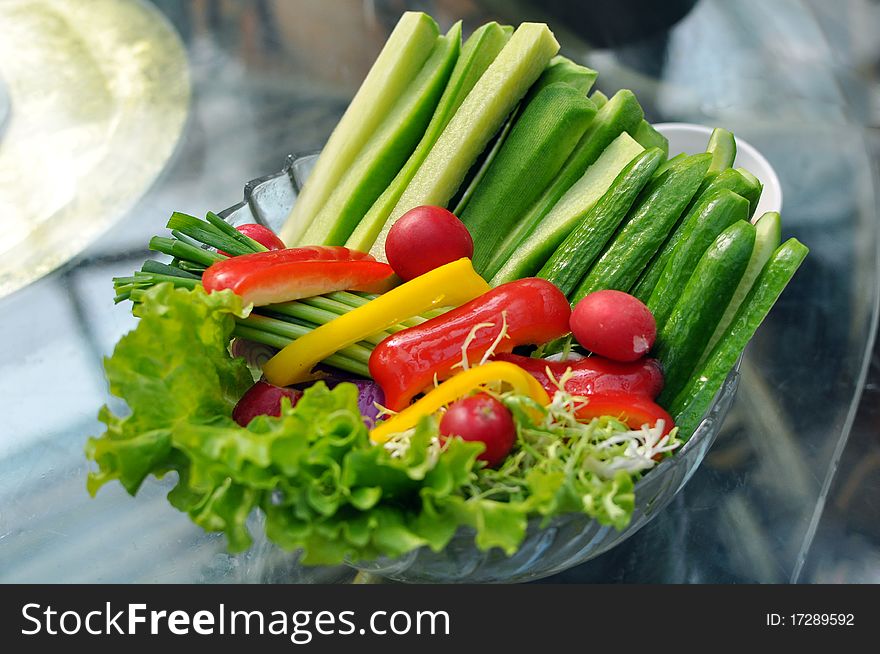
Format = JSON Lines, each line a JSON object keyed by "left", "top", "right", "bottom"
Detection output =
{"left": 219, "top": 154, "right": 740, "bottom": 583}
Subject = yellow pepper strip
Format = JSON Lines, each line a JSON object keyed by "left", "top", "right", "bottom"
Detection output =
{"left": 262, "top": 258, "right": 491, "bottom": 387}
{"left": 369, "top": 361, "right": 550, "bottom": 444}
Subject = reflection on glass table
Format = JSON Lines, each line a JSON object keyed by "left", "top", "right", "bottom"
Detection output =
{"left": 0, "top": 0, "right": 877, "bottom": 583}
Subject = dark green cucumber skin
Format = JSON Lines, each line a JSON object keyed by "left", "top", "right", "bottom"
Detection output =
{"left": 481, "top": 89, "right": 644, "bottom": 280}
{"left": 647, "top": 189, "right": 750, "bottom": 329}
{"left": 461, "top": 83, "right": 596, "bottom": 273}
{"left": 574, "top": 152, "right": 712, "bottom": 301}
{"left": 706, "top": 128, "right": 736, "bottom": 173}
{"left": 525, "top": 56, "right": 597, "bottom": 101}
{"left": 670, "top": 239, "right": 809, "bottom": 439}
{"left": 632, "top": 120, "right": 669, "bottom": 158}
{"left": 655, "top": 220, "right": 756, "bottom": 406}
{"left": 654, "top": 152, "right": 686, "bottom": 177}
{"left": 632, "top": 168, "right": 760, "bottom": 304}
{"left": 537, "top": 147, "right": 664, "bottom": 298}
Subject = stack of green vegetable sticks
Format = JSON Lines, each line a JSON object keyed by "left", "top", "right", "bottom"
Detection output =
{"left": 118, "top": 12, "right": 808, "bottom": 439}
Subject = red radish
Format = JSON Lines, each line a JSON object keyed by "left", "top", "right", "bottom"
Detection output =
{"left": 570, "top": 290, "right": 656, "bottom": 362}
{"left": 219, "top": 224, "right": 286, "bottom": 256}
{"left": 385, "top": 205, "right": 474, "bottom": 281}
{"left": 439, "top": 393, "right": 516, "bottom": 467}
{"left": 232, "top": 380, "right": 302, "bottom": 426}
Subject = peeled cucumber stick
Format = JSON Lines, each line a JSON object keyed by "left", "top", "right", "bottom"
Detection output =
{"left": 701, "top": 211, "right": 781, "bottom": 358}
{"left": 369, "top": 22, "right": 560, "bottom": 260}
{"left": 631, "top": 168, "right": 762, "bottom": 303}
{"left": 489, "top": 132, "right": 644, "bottom": 284}
{"left": 670, "top": 239, "right": 809, "bottom": 438}
{"left": 451, "top": 54, "right": 596, "bottom": 218}
{"left": 462, "top": 83, "right": 596, "bottom": 273}
{"left": 655, "top": 220, "right": 756, "bottom": 406}
{"left": 632, "top": 120, "right": 669, "bottom": 158}
{"left": 483, "top": 91, "right": 644, "bottom": 279}
{"left": 301, "top": 28, "right": 460, "bottom": 245}
{"left": 346, "top": 22, "right": 512, "bottom": 251}
{"left": 574, "top": 152, "right": 712, "bottom": 300}
{"left": 280, "top": 12, "right": 439, "bottom": 245}
{"left": 646, "top": 189, "right": 750, "bottom": 329}
{"left": 590, "top": 89, "right": 608, "bottom": 109}
{"left": 538, "top": 147, "right": 664, "bottom": 298}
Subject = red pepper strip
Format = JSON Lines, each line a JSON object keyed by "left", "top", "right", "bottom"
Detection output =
{"left": 575, "top": 393, "right": 674, "bottom": 436}
{"left": 203, "top": 247, "right": 394, "bottom": 306}
{"left": 493, "top": 353, "right": 664, "bottom": 399}
{"left": 369, "top": 278, "right": 571, "bottom": 411}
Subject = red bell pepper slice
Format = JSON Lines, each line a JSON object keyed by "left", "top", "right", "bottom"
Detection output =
{"left": 369, "top": 278, "right": 571, "bottom": 411}
{"left": 493, "top": 353, "right": 664, "bottom": 399}
{"left": 575, "top": 393, "right": 674, "bottom": 435}
{"left": 203, "top": 246, "right": 394, "bottom": 306}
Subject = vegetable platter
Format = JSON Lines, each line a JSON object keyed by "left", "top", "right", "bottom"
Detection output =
{"left": 87, "top": 13, "right": 807, "bottom": 582}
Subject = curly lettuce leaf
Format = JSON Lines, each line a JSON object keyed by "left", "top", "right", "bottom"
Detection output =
{"left": 86, "top": 284, "right": 252, "bottom": 496}
{"left": 86, "top": 283, "right": 650, "bottom": 565}
{"left": 85, "top": 284, "right": 496, "bottom": 562}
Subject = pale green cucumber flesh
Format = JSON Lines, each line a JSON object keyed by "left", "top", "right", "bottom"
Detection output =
{"left": 345, "top": 21, "right": 511, "bottom": 252}
{"left": 707, "top": 128, "right": 736, "bottom": 173}
{"left": 670, "top": 239, "right": 809, "bottom": 438}
{"left": 655, "top": 220, "right": 756, "bottom": 405}
{"left": 574, "top": 152, "right": 712, "bottom": 300}
{"left": 538, "top": 147, "right": 664, "bottom": 298}
{"left": 280, "top": 12, "right": 439, "bottom": 245}
{"left": 646, "top": 189, "right": 750, "bottom": 329}
{"left": 632, "top": 120, "right": 669, "bottom": 158}
{"left": 589, "top": 89, "right": 608, "bottom": 109}
{"left": 462, "top": 83, "right": 596, "bottom": 273}
{"left": 301, "top": 32, "right": 459, "bottom": 245}
{"left": 370, "top": 22, "right": 560, "bottom": 260}
{"left": 488, "top": 131, "right": 644, "bottom": 284}
{"left": 701, "top": 210, "right": 782, "bottom": 358}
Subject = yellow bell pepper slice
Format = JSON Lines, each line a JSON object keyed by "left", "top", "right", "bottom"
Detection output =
{"left": 262, "top": 258, "right": 490, "bottom": 387}
{"left": 369, "top": 361, "right": 551, "bottom": 444}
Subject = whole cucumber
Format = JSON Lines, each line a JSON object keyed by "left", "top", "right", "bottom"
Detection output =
{"left": 537, "top": 147, "right": 664, "bottom": 298}
{"left": 647, "top": 188, "right": 750, "bottom": 329}
{"left": 670, "top": 239, "right": 809, "bottom": 438}
{"left": 632, "top": 168, "right": 760, "bottom": 303}
{"left": 655, "top": 220, "right": 756, "bottom": 405}
{"left": 574, "top": 152, "right": 712, "bottom": 300}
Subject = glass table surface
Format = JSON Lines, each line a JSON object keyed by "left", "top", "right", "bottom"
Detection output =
{"left": 0, "top": 0, "right": 877, "bottom": 583}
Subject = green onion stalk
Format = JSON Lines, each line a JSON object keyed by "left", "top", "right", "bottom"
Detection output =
{"left": 113, "top": 212, "right": 441, "bottom": 377}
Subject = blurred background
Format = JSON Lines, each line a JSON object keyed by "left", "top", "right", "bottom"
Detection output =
{"left": 0, "top": 0, "right": 877, "bottom": 583}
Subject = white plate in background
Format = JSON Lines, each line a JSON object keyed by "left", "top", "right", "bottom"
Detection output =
{"left": 654, "top": 122, "right": 782, "bottom": 218}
